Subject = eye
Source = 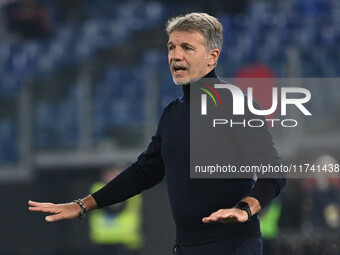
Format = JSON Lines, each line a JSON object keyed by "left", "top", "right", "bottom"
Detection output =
{"left": 168, "top": 45, "right": 174, "bottom": 51}
{"left": 183, "top": 45, "right": 193, "bottom": 51}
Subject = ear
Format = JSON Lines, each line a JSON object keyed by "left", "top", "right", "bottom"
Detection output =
{"left": 208, "top": 49, "right": 220, "bottom": 67}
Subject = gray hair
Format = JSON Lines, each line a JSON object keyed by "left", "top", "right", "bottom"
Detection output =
{"left": 165, "top": 12, "right": 223, "bottom": 52}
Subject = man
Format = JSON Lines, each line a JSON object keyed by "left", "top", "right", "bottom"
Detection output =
{"left": 29, "top": 13, "right": 285, "bottom": 255}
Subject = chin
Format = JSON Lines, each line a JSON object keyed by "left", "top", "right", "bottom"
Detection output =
{"left": 172, "top": 77, "right": 190, "bottom": 86}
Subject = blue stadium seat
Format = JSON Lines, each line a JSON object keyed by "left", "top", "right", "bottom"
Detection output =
{"left": 0, "top": 119, "right": 18, "bottom": 164}
{"left": 3, "top": 0, "right": 340, "bottom": 153}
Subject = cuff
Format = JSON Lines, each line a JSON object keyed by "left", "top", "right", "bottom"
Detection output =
{"left": 248, "top": 179, "right": 280, "bottom": 209}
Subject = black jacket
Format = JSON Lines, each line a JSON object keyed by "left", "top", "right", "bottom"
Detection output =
{"left": 92, "top": 69, "right": 286, "bottom": 244}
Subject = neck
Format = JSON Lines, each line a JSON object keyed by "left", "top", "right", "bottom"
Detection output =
{"left": 182, "top": 69, "right": 217, "bottom": 100}
{"left": 202, "top": 68, "right": 217, "bottom": 79}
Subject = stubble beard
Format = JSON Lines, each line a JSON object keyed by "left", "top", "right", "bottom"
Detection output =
{"left": 172, "top": 76, "right": 190, "bottom": 86}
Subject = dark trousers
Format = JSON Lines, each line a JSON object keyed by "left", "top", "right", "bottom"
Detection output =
{"left": 173, "top": 237, "right": 263, "bottom": 255}
{"left": 95, "top": 244, "right": 140, "bottom": 255}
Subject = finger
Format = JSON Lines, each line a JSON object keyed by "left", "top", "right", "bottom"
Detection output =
{"left": 219, "top": 211, "right": 247, "bottom": 223}
{"left": 28, "top": 200, "right": 42, "bottom": 206}
{"left": 216, "top": 214, "right": 237, "bottom": 223}
{"left": 206, "top": 211, "right": 220, "bottom": 219}
{"left": 216, "top": 211, "right": 235, "bottom": 219}
{"left": 28, "top": 206, "right": 46, "bottom": 212}
{"left": 47, "top": 209, "right": 73, "bottom": 222}
{"left": 45, "top": 214, "right": 62, "bottom": 222}
{"left": 202, "top": 217, "right": 213, "bottom": 223}
{"left": 210, "top": 209, "right": 224, "bottom": 216}
{"left": 202, "top": 214, "right": 220, "bottom": 223}
{"left": 202, "top": 210, "right": 237, "bottom": 223}
{"left": 203, "top": 214, "right": 236, "bottom": 223}
{"left": 205, "top": 210, "right": 226, "bottom": 221}
{"left": 28, "top": 201, "right": 54, "bottom": 207}
{"left": 213, "top": 209, "right": 228, "bottom": 218}
{"left": 202, "top": 214, "right": 218, "bottom": 223}
{"left": 28, "top": 206, "right": 60, "bottom": 214}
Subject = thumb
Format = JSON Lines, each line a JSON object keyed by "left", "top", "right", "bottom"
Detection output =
{"left": 45, "top": 215, "right": 55, "bottom": 222}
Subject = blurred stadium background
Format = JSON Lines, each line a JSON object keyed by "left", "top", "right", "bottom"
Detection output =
{"left": 0, "top": 0, "right": 340, "bottom": 254}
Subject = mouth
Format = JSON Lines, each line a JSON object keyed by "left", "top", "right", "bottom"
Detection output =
{"left": 173, "top": 66, "right": 188, "bottom": 74}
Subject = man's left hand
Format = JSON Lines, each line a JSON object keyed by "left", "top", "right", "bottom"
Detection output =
{"left": 202, "top": 197, "right": 261, "bottom": 224}
{"left": 202, "top": 208, "right": 248, "bottom": 223}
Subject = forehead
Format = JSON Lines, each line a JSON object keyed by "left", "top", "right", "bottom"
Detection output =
{"left": 168, "top": 30, "right": 206, "bottom": 45}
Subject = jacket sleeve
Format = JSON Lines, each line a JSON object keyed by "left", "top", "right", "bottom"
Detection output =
{"left": 232, "top": 95, "right": 286, "bottom": 208}
{"left": 92, "top": 116, "right": 166, "bottom": 209}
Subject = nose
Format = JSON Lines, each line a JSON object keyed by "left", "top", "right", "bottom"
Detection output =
{"left": 169, "top": 47, "right": 184, "bottom": 62}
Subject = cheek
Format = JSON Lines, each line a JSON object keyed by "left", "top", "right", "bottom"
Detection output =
{"left": 191, "top": 59, "right": 206, "bottom": 74}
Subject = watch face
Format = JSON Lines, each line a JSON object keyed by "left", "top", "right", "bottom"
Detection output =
{"left": 237, "top": 202, "right": 251, "bottom": 221}
{"left": 238, "top": 202, "right": 249, "bottom": 209}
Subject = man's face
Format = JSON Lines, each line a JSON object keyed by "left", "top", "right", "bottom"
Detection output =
{"left": 168, "top": 30, "right": 213, "bottom": 86}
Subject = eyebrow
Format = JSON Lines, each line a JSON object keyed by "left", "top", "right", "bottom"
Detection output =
{"left": 167, "top": 42, "right": 196, "bottom": 49}
{"left": 182, "top": 42, "right": 195, "bottom": 48}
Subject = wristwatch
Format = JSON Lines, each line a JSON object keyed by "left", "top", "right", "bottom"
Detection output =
{"left": 235, "top": 201, "right": 251, "bottom": 221}
{"left": 74, "top": 199, "right": 87, "bottom": 220}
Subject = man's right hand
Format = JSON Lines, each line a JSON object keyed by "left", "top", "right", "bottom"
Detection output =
{"left": 28, "top": 201, "right": 81, "bottom": 222}
{"left": 28, "top": 195, "right": 98, "bottom": 222}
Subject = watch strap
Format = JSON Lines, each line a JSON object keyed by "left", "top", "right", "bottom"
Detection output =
{"left": 74, "top": 199, "right": 87, "bottom": 220}
{"left": 236, "top": 201, "right": 251, "bottom": 221}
